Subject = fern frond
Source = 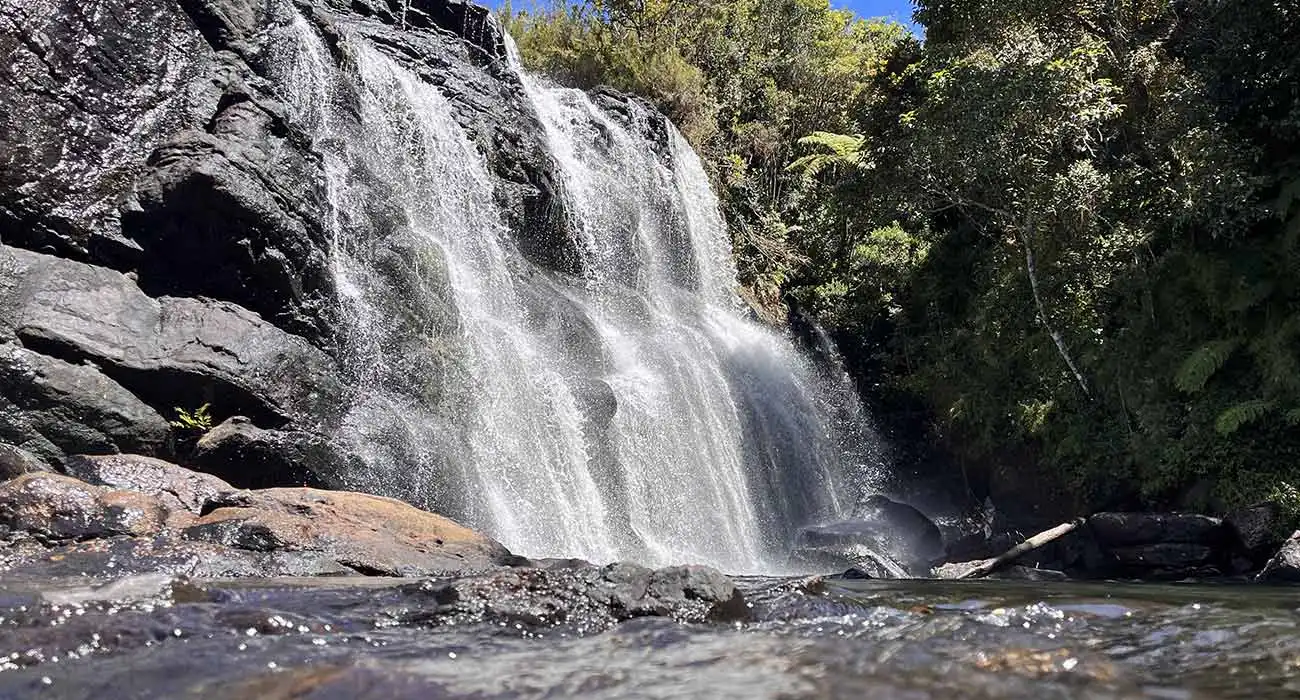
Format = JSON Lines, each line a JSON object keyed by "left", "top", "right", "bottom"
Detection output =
{"left": 1174, "top": 340, "right": 1238, "bottom": 394}
{"left": 797, "top": 131, "right": 866, "bottom": 157}
{"left": 787, "top": 131, "right": 867, "bottom": 177}
{"left": 1215, "top": 399, "right": 1275, "bottom": 436}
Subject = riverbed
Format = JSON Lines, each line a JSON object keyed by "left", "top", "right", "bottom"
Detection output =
{"left": 1, "top": 573, "right": 1295, "bottom": 699}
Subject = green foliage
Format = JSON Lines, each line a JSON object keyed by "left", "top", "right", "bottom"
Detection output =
{"left": 1175, "top": 341, "right": 1239, "bottom": 394}
{"left": 1215, "top": 400, "right": 1276, "bottom": 436}
{"left": 170, "top": 404, "right": 214, "bottom": 434}
{"left": 1270, "top": 482, "right": 1300, "bottom": 532}
{"left": 787, "top": 132, "right": 868, "bottom": 179}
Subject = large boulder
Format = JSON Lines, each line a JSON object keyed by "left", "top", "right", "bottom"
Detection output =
{"left": 1084, "top": 512, "right": 1232, "bottom": 579}
{"left": 0, "top": 472, "right": 185, "bottom": 542}
{"left": 1226, "top": 502, "right": 1288, "bottom": 567}
{"left": 1258, "top": 531, "right": 1300, "bottom": 583}
{"left": 184, "top": 487, "right": 518, "bottom": 575}
{"left": 1087, "top": 512, "right": 1227, "bottom": 547}
{"left": 190, "top": 417, "right": 354, "bottom": 489}
{"left": 0, "top": 342, "right": 171, "bottom": 466}
{"left": 62, "top": 453, "right": 235, "bottom": 515}
{"left": 0, "top": 245, "right": 344, "bottom": 431}
{"left": 791, "top": 495, "right": 942, "bottom": 576}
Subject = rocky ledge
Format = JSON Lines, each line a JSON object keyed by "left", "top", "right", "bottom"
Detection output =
{"left": 795, "top": 494, "right": 1300, "bottom": 583}
{"left": 0, "top": 455, "right": 748, "bottom": 624}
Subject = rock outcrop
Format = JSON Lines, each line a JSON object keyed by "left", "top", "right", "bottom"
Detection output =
{"left": 186, "top": 487, "right": 519, "bottom": 575}
{"left": 0, "top": 0, "right": 583, "bottom": 498}
{"left": 0, "top": 457, "right": 516, "bottom": 577}
{"left": 790, "top": 495, "right": 942, "bottom": 577}
{"left": 1258, "top": 531, "right": 1300, "bottom": 583}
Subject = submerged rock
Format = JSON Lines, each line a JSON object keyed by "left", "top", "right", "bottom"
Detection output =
{"left": 396, "top": 562, "right": 748, "bottom": 630}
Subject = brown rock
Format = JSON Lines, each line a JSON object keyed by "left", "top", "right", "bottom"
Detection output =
{"left": 0, "top": 472, "right": 189, "bottom": 541}
{"left": 184, "top": 488, "right": 516, "bottom": 576}
{"left": 63, "top": 453, "right": 235, "bottom": 514}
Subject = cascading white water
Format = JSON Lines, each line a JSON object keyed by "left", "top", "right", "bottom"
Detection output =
{"left": 266, "top": 14, "right": 885, "bottom": 573}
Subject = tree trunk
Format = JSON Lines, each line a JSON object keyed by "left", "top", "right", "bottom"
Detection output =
{"left": 955, "top": 518, "right": 1085, "bottom": 579}
{"left": 1018, "top": 225, "right": 1092, "bottom": 398}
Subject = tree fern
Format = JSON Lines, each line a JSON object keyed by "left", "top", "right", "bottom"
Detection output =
{"left": 787, "top": 132, "right": 868, "bottom": 178}
{"left": 1174, "top": 340, "right": 1238, "bottom": 394}
{"left": 1215, "top": 399, "right": 1275, "bottom": 435}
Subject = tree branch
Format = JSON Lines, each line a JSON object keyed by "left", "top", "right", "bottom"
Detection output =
{"left": 1018, "top": 219, "right": 1092, "bottom": 398}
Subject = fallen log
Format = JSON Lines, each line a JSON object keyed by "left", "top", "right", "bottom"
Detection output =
{"left": 949, "top": 518, "right": 1086, "bottom": 580}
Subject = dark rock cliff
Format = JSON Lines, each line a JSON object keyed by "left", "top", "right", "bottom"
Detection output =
{"left": 0, "top": 0, "right": 584, "bottom": 492}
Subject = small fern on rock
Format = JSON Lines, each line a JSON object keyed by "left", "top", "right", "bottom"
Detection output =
{"left": 170, "top": 403, "right": 214, "bottom": 434}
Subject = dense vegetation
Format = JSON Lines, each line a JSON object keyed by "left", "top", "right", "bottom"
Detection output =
{"left": 502, "top": 0, "right": 1300, "bottom": 517}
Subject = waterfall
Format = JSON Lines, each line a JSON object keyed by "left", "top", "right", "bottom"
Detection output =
{"left": 267, "top": 15, "right": 885, "bottom": 573}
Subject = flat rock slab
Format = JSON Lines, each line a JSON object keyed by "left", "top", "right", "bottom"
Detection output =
{"left": 0, "top": 459, "right": 518, "bottom": 579}
{"left": 1087, "top": 512, "right": 1225, "bottom": 547}
{"left": 184, "top": 487, "right": 518, "bottom": 576}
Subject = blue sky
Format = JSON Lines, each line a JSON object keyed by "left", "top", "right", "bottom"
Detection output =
{"left": 835, "top": 0, "right": 918, "bottom": 32}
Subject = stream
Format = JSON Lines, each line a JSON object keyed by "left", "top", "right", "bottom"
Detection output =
{"left": 1, "top": 573, "right": 1295, "bottom": 699}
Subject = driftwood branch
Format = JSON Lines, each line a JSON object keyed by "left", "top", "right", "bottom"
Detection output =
{"left": 955, "top": 518, "right": 1085, "bottom": 580}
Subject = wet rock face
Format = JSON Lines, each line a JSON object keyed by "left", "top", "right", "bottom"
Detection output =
{"left": 0, "top": 342, "right": 171, "bottom": 466}
{"left": 0, "top": 0, "right": 221, "bottom": 267}
{"left": 0, "top": 0, "right": 582, "bottom": 493}
{"left": 395, "top": 563, "right": 749, "bottom": 630}
{"left": 791, "top": 495, "right": 942, "bottom": 577}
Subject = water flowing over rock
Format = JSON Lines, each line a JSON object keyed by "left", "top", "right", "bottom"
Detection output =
{"left": 0, "top": 0, "right": 887, "bottom": 571}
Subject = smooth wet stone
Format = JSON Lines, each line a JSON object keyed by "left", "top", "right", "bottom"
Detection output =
{"left": 0, "top": 473, "right": 187, "bottom": 543}
{"left": 63, "top": 453, "right": 236, "bottom": 515}
{"left": 184, "top": 487, "right": 518, "bottom": 575}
